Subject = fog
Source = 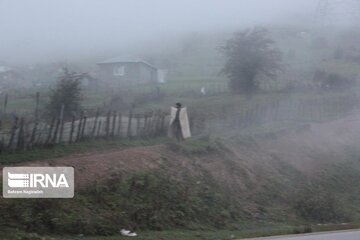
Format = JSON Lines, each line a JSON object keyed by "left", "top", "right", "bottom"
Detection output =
{"left": 2, "top": 2, "right": 360, "bottom": 236}
{"left": 0, "top": 0, "right": 316, "bottom": 65}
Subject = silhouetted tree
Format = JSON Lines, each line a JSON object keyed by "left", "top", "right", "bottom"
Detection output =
{"left": 46, "top": 68, "right": 83, "bottom": 119}
{"left": 221, "top": 27, "right": 282, "bottom": 94}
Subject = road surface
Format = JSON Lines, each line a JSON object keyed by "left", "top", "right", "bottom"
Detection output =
{"left": 241, "top": 229, "right": 360, "bottom": 240}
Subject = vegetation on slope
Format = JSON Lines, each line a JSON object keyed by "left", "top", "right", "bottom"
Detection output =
{"left": 1, "top": 136, "right": 360, "bottom": 239}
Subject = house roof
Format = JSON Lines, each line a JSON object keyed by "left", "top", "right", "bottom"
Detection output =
{"left": 97, "top": 57, "right": 157, "bottom": 69}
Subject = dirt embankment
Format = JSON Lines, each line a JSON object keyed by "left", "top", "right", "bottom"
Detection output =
{"left": 259, "top": 114, "right": 360, "bottom": 174}
{"left": 3, "top": 114, "right": 360, "bottom": 193}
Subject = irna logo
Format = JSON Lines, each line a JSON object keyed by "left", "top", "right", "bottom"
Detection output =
{"left": 8, "top": 172, "right": 69, "bottom": 188}
{"left": 3, "top": 167, "right": 74, "bottom": 198}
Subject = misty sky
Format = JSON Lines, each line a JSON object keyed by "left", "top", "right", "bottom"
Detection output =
{"left": 0, "top": 0, "right": 316, "bottom": 65}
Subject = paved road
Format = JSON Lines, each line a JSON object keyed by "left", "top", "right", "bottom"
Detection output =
{"left": 242, "top": 230, "right": 360, "bottom": 240}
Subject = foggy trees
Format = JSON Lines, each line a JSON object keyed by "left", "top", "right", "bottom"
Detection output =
{"left": 46, "top": 68, "right": 82, "bottom": 119}
{"left": 221, "top": 27, "right": 282, "bottom": 93}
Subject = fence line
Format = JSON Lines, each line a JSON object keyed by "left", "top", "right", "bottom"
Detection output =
{"left": 0, "top": 110, "right": 169, "bottom": 153}
{"left": 189, "top": 94, "right": 360, "bottom": 135}
{"left": 1, "top": 93, "right": 359, "bottom": 153}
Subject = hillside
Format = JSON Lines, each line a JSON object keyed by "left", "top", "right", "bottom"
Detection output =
{"left": 1, "top": 114, "right": 360, "bottom": 238}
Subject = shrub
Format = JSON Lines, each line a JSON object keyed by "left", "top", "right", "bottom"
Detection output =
{"left": 313, "top": 69, "right": 356, "bottom": 90}
{"left": 292, "top": 189, "right": 348, "bottom": 223}
{"left": 46, "top": 68, "right": 83, "bottom": 120}
{"left": 220, "top": 27, "right": 282, "bottom": 94}
{"left": 0, "top": 171, "right": 242, "bottom": 235}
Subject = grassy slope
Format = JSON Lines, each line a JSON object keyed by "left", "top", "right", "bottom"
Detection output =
{"left": 1, "top": 135, "right": 360, "bottom": 239}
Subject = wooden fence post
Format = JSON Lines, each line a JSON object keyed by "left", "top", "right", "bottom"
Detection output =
{"left": 127, "top": 110, "right": 133, "bottom": 138}
{"left": 52, "top": 118, "right": 60, "bottom": 144}
{"left": 69, "top": 115, "right": 75, "bottom": 144}
{"left": 16, "top": 118, "right": 25, "bottom": 150}
{"left": 81, "top": 116, "right": 87, "bottom": 140}
{"left": 155, "top": 111, "right": 162, "bottom": 136}
{"left": 35, "top": 92, "right": 40, "bottom": 120}
{"left": 111, "top": 111, "right": 117, "bottom": 137}
{"left": 161, "top": 112, "right": 166, "bottom": 136}
{"left": 8, "top": 117, "right": 19, "bottom": 150}
{"left": 35, "top": 124, "right": 43, "bottom": 145}
{"left": 97, "top": 120, "right": 102, "bottom": 138}
{"left": 30, "top": 121, "right": 38, "bottom": 148}
{"left": 91, "top": 108, "right": 99, "bottom": 138}
{"left": 117, "top": 113, "right": 122, "bottom": 137}
{"left": 144, "top": 114, "right": 149, "bottom": 136}
{"left": 4, "top": 93, "right": 8, "bottom": 114}
{"left": 59, "top": 104, "right": 65, "bottom": 143}
{"left": 148, "top": 111, "right": 155, "bottom": 136}
{"left": 105, "top": 110, "right": 111, "bottom": 138}
{"left": 135, "top": 114, "right": 141, "bottom": 138}
{"left": 76, "top": 111, "right": 84, "bottom": 142}
{"left": 45, "top": 117, "right": 55, "bottom": 146}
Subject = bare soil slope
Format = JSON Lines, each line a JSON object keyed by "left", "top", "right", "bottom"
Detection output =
{"left": 260, "top": 114, "right": 360, "bottom": 173}
{"left": 5, "top": 114, "right": 360, "bottom": 194}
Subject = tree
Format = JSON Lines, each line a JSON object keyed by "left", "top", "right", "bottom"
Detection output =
{"left": 221, "top": 27, "right": 282, "bottom": 93}
{"left": 46, "top": 68, "right": 83, "bottom": 119}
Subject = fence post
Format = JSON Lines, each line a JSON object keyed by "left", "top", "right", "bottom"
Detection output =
{"left": 148, "top": 111, "right": 155, "bottom": 136}
{"left": 4, "top": 93, "right": 8, "bottom": 114}
{"left": 160, "top": 112, "right": 166, "bottom": 136}
{"left": 81, "top": 116, "right": 87, "bottom": 140}
{"left": 76, "top": 111, "right": 84, "bottom": 142}
{"left": 16, "top": 117, "right": 25, "bottom": 150}
{"left": 52, "top": 118, "right": 61, "bottom": 144}
{"left": 30, "top": 121, "right": 38, "bottom": 148}
{"left": 69, "top": 115, "right": 75, "bottom": 144}
{"left": 97, "top": 120, "right": 102, "bottom": 138}
{"left": 91, "top": 108, "right": 99, "bottom": 138}
{"left": 144, "top": 114, "right": 149, "bottom": 136}
{"left": 127, "top": 110, "right": 133, "bottom": 138}
{"left": 35, "top": 92, "right": 40, "bottom": 120}
{"left": 59, "top": 104, "right": 65, "bottom": 143}
{"left": 117, "top": 113, "right": 122, "bottom": 138}
{"left": 154, "top": 111, "right": 161, "bottom": 136}
{"left": 135, "top": 114, "right": 141, "bottom": 138}
{"left": 35, "top": 124, "right": 43, "bottom": 145}
{"left": 45, "top": 117, "right": 55, "bottom": 146}
{"left": 7, "top": 117, "right": 18, "bottom": 150}
{"left": 105, "top": 110, "right": 111, "bottom": 138}
{"left": 111, "top": 111, "right": 117, "bottom": 137}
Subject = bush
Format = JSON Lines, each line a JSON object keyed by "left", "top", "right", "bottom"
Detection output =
{"left": 0, "top": 171, "right": 242, "bottom": 235}
{"left": 46, "top": 68, "right": 83, "bottom": 120}
{"left": 220, "top": 27, "right": 282, "bottom": 94}
{"left": 292, "top": 189, "right": 348, "bottom": 223}
{"left": 313, "top": 70, "right": 356, "bottom": 90}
